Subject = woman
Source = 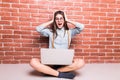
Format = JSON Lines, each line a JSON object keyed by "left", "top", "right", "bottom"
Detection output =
{"left": 30, "top": 11, "right": 85, "bottom": 79}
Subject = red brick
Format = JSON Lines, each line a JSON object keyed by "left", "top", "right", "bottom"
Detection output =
{"left": 0, "top": 47, "right": 14, "bottom": 51}
{"left": 20, "top": 60, "right": 30, "bottom": 63}
{"left": 84, "top": 49, "right": 98, "bottom": 53}
{"left": 100, "top": 56, "right": 113, "bottom": 60}
{"left": 84, "top": 16, "right": 99, "bottom": 20}
{"left": 0, "top": 3, "right": 10, "bottom": 7}
{"left": 0, "top": 39, "right": 13, "bottom": 42}
{"left": 12, "top": 4, "right": 29, "bottom": 8}
{"left": 0, "top": 56, "right": 13, "bottom": 60}
{"left": 83, "top": 34, "right": 98, "bottom": 37}
{"left": 0, "top": 21, "right": 10, "bottom": 25}
{"left": 30, "top": 5, "right": 48, "bottom": 9}
{"left": 19, "top": 17, "right": 38, "bottom": 22}
{"left": 100, "top": 0, "right": 115, "bottom": 3}
{"left": 83, "top": 8, "right": 99, "bottom": 11}
{"left": 20, "top": 0, "right": 30, "bottom": 3}
{"left": 22, "top": 43, "right": 39, "bottom": 47}
{"left": 1, "top": 8, "right": 18, "bottom": 12}
{"left": 100, "top": 17, "right": 114, "bottom": 21}
{"left": 108, "top": 30, "right": 120, "bottom": 33}
{"left": 90, "top": 45, "right": 105, "bottom": 49}
{"left": 116, "top": 18, "right": 120, "bottom": 20}
{"left": 83, "top": 0, "right": 99, "bottom": 2}
{"left": 106, "top": 46, "right": 120, "bottom": 49}
{"left": 2, "top": 60, "right": 19, "bottom": 64}
{"left": 4, "top": 43, "right": 20, "bottom": 47}
{"left": 83, "top": 41, "right": 97, "bottom": 45}
{"left": 66, "top": 7, "right": 81, "bottom": 11}
{"left": 99, "top": 42, "right": 113, "bottom": 45}
{"left": 14, "top": 56, "right": 32, "bottom": 60}
{"left": 75, "top": 45, "right": 89, "bottom": 49}
{"left": 90, "top": 3, "right": 107, "bottom": 8}
{"left": 99, "top": 26, "right": 113, "bottom": 29}
{"left": 19, "top": 22, "right": 31, "bottom": 26}
{"left": 2, "top": 0, "right": 19, "bottom": 3}
{"left": 117, "top": 1, "right": 120, "bottom": 4}
{"left": 0, "top": 52, "right": 4, "bottom": 56}
{"left": 107, "top": 38, "right": 120, "bottom": 41}
{"left": 19, "top": 9, "right": 38, "bottom": 13}
{"left": 91, "top": 12, "right": 106, "bottom": 16}
{"left": 100, "top": 49, "right": 113, "bottom": 53}
{"left": 15, "top": 48, "right": 32, "bottom": 51}
{"left": 107, "top": 53, "right": 120, "bottom": 56}
{"left": 2, "top": 35, "right": 20, "bottom": 39}
{"left": 99, "top": 34, "right": 113, "bottom": 37}
{"left": 114, "top": 42, "right": 120, "bottom": 45}
{"left": 91, "top": 53, "right": 105, "bottom": 56}
{"left": 3, "top": 26, "right": 20, "bottom": 30}
{"left": 90, "top": 60, "right": 104, "bottom": 63}
{"left": 108, "top": 13, "right": 120, "bottom": 17}
{"left": 12, "top": 13, "right": 30, "bottom": 17}
{"left": 24, "top": 51, "right": 39, "bottom": 55}
{"left": 0, "top": 30, "right": 12, "bottom": 34}
{"left": 1, "top": 17, "right": 18, "bottom": 21}
{"left": 21, "top": 26, "right": 34, "bottom": 30}
{"left": 14, "top": 39, "right": 33, "bottom": 43}
{"left": 90, "top": 21, "right": 107, "bottom": 25}
{"left": 100, "top": 8, "right": 116, "bottom": 12}
{"left": 91, "top": 38, "right": 105, "bottom": 41}
{"left": 5, "top": 52, "right": 24, "bottom": 56}
{"left": 14, "top": 30, "right": 31, "bottom": 35}
{"left": 92, "top": 30, "right": 107, "bottom": 33}
{"left": 0, "top": 12, "right": 10, "bottom": 16}
{"left": 21, "top": 35, "right": 40, "bottom": 39}
{"left": 114, "top": 49, "right": 120, "bottom": 53}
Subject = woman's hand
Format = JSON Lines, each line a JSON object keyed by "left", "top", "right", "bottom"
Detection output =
{"left": 64, "top": 12, "right": 68, "bottom": 22}
{"left": 51, "top": 12, "right": 55, "bottom": 23}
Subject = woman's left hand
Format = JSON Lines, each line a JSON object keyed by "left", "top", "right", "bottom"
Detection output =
{"left": 64, "top": 12, "right": 68, "bottom": 22}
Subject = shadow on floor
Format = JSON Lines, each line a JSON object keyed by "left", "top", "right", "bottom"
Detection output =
{"left": 29, "top": 70, "right": 43, "bottom": 77}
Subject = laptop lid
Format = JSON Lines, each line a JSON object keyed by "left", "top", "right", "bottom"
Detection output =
{"left": 41, "top": 48, "right": 74, "bottom": 65}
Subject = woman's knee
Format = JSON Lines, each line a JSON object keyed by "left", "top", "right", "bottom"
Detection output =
{"left": 73, "top": 59, "right": 85, "bottom": 69}
{"left": 30, "top": 58, "right": 40, "bottom": 67}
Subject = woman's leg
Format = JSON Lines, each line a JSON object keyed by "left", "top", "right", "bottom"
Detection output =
{"left": 57, "top": 59, "right": 85, "bottom": 72}
{"left": 30, "top": 58, "right": 59, "bottom": 76}
{"left": 29, "top": 58, "right": 79, "bottom": 79}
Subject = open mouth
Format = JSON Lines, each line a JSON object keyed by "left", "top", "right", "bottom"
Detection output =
{"left": 58, "top": 23, "right": 62, "bottom": 26}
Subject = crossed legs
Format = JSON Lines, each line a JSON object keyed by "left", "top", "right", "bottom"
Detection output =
{"left": 30, "top": 58, "right": 85, "bottom": 77}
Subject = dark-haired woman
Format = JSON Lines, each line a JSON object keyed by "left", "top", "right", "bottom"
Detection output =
{"left": 30, "top": 11, "right": 85, "bottom": 79}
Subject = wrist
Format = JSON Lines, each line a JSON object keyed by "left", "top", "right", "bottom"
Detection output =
{"left": 49, "top": 20, "right": 53, "bottom": 24}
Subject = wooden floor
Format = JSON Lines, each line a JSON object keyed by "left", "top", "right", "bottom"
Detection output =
{"left": 0, "top": 64, "right": 120, "bottom": 80}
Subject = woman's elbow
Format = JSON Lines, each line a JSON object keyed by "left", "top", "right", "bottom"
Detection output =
{"left": 36, "top": 26, "right": 43, "bottom": 32}
{"left": 80, "top": 24, "right": 84, "bottom": 31}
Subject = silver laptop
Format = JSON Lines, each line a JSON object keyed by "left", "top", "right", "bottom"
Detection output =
{"left": 41, "top": 48, "right": 74, "bottom": 65}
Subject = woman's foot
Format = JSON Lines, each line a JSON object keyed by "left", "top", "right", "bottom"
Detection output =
{"left": 58, "top": 72, "right": 76, "bottom": 79}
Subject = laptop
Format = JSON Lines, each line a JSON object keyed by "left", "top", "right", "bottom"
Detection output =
{"left": 40, "top": 48, "right": 74, "bottom": 65}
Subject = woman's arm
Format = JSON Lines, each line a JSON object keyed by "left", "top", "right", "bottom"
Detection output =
{"left": 37, "top": 20, "right": 53, "bottom": 28}
{"left": 64, "top": 12, "right": 84, "bottom": 29}
{"left": 36, "top": 20, "right": 53, "bottom": 37}
{"left": 64, "top": 12, "right": 84, "bottom": 36}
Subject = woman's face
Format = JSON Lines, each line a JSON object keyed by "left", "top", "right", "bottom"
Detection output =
{"left": 55, "top": 14, "right": 65, "bottom": 29}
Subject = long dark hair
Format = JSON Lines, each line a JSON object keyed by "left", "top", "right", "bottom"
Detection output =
{"left": 50, "top": 10, "right": 69, "bottom": 38}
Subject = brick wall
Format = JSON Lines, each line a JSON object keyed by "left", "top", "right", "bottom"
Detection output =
{"left": 0, "top": 0, "right": 120, "bottom": 64}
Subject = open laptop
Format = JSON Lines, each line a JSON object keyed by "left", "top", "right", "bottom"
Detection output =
{"left": 40, "top": 48, "right": 74, "bottom": 65}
